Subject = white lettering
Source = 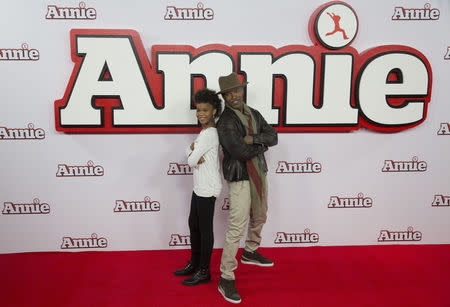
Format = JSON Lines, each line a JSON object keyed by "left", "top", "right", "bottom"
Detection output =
{"left": 392, "top": 5, "right": 440, "bottom": 21}
{"left": 382, "top": 157, "right": 427, "bottom": 172}
{"left": 114, "top": 199, "right": 161, "bottom": 212}
{"left": 61, "top": 234, "right": 107, "bottom": 249}
{"left": 167, "top": 163, "right": 193, "bottom": 175}
{"left": 358, "top": 53, "right": 429, "bottom": 126}
{"left": 164, "top": 4, "right": 214, "bottom": 20}
{"left": 437, "top": 123, "right": 450, "bottom": 135}
{"left": 432, "top": 195, "right": 450, "bottom": 207}
{"left": 56, "top": 162, "right": 104, "bottom": 176}
{"left": 274, "top": 230, "right": 319, "bottom": 244}
{"left": 328, "top": 194, "right": 372, "bottom": 208}
{"left": 169, "top": 234, "right": 191, "bottom": 246}
{"left": 46, "top": 4, "right": 97, "bottom": 20}
{"left": 276, "top": 160, "right": 321, "bottom": 173}
{"left": 378, "top": 228, "right": 422, "bottom": 241}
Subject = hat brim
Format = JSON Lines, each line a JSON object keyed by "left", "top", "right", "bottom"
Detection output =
{"left": 217, "top": 82, "right": 248, "bottom": 94}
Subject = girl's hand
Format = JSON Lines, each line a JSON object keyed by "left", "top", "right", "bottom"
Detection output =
{"left": 198, "top": 157, "right": 205, "bottom": 164}
{"left": 243, "top": 135, "right": 253, "bottom": 144}
{"left": 190, "top": 142, "right": 195, "bottom": 150}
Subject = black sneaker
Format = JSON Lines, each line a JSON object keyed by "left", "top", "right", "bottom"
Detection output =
{"left": 241, "top": 249, "right": 274, "bottom": 267}
{"left": 173, "top": 261, "right": 197, "bottom": 276}
{"left": 182, "top": 268, "right": 211, "bottom": 286}
{"left": 218, "top": 277, "right": 241, "bottom": 304}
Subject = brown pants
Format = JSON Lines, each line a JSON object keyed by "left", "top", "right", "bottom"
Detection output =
{"left": 220, "top": 179, "right": 268, "bottom": 280}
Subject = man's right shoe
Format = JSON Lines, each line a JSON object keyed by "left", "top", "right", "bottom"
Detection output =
{"left": 218, "top": 277, "right": 241, "bottom": 304}
{"left": 173, "top": 261, "right": 197, "bottom": 276}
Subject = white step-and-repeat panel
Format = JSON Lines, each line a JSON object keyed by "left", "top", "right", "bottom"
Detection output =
{"left": 1, "top": 0, "right": 449, "bottom": 253}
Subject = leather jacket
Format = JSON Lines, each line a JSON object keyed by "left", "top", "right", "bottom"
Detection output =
{"left": 217, "top": 106, "right": 278, "bottom": 182}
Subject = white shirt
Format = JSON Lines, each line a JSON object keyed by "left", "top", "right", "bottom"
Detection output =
{"left": 185, "top": 127, "right": 222, "bottom": 198}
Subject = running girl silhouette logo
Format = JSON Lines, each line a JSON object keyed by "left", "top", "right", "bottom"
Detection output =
{"left": 314, "top": 2, "right": 358, "bottom": 49}
{"left": 326, "top": 12, "right": 349, "bottom": 39}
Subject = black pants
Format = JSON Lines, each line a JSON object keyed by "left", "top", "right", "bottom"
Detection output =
{"left": 189, "top": 192, "right": 216, "bottom": 269}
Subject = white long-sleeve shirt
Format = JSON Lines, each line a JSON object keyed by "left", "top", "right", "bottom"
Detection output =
{"left": 185, "top": 127, "right": 222, "bottom": 198}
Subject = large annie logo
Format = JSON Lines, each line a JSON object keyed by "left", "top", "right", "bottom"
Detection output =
{"left": 54, "top": 1, "right": 432, "bottom": 133}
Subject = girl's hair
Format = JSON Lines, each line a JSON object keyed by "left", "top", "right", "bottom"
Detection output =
{"left": 194, "top": 88, "right": 222, "bottom": 118}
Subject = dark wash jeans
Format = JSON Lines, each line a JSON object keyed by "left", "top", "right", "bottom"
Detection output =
{"left": 189, "top": 191, "right": 216, "bottom": 269}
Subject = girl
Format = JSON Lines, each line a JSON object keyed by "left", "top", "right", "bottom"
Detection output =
{"left": 173, "top": 88, "right": 222, "bottom": 286}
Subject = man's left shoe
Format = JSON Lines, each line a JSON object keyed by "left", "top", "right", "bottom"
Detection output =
{"left": 182, "top": 268, "right": 211, "bottom": 286}
{"left": 241, "top": 249, "right": 274, "bottom": 267}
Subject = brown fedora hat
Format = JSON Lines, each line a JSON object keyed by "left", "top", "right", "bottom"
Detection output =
{"left": 218, "top": 72, "right": 248, "bottom": 94}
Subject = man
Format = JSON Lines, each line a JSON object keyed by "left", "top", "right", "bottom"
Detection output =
{"left": 216, "top": 72, "right": 278, "bottom": 304}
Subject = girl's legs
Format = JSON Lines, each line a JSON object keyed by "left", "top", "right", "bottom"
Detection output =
{"left": 196, "top": 195, "right": 216, "bottom": 269}
{"left": 188, "top": 192, "right": 201, "bottom": 267}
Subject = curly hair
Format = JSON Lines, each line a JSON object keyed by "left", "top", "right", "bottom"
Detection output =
{"left": 194, "top": 88, "right": 222, "bottom": 118}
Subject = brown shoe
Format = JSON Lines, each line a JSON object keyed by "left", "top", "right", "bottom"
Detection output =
{"left": 218, "top": 277, "right": 241, "bottom": 304}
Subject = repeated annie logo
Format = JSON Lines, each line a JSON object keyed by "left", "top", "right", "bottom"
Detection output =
{"left": 276, "top": 158, "right": 322, "bottom": 174}
{"left": 0, "top": 123, "right": 45, "bottom": 140}
{"left": 0, "top": 44, "right": 39, "bottom": 61}
{"left": 437, "top": 123, "right": 450, "bottom": 135}
{"left": 169, "top": 234, "right": 191, "bottom": 246}
{"left": 114, "top": 196, "right": 160, "bottom": 212}
{"left": 56, "top": 160, "right": 104, "bottom": 177}
{"left": 167, "top": 162, "right": 193, "bottom": 175}
{"left": 2, "top": 198, "right": 50, "bottom": 215}
{"left": 61, "top": 233, "right": 108, "bottom": 249}
{"left": 378, "top": 226, "right": 422, "bottom": 242}
{"left": 382, "top": 156, "right": 427, "bottom": 172}
{"left": 444, "top": 47, "right": 450, "bottom": 60}
{"left": 328, "top": 193, "right": 372, "bottom": 208}
{"left": 432, "top": 194, "right": 450, "bottom": 207}
{"left": 274, "top": 229, "right": 319, "bottom": 244}
{"left": 46, "top": 2, "right": 97, "bottom": 20}
{"left": 222, "top": 198, "right": 230, "bottom": 210}
{"left": 164, "top": 2, "right": 214, "bottom": 20}
{"left": 392, "top": 3, "right": 440, "bottom": 21}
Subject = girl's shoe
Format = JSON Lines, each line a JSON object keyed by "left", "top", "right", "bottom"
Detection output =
{"left": 173, "top": 261, "right": 197, "bottom": 276}
{"left": 181, "top": 268, "right": 211, "bottom": 285}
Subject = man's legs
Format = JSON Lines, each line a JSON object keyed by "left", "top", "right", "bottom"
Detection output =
{"left": 245, "top": 178, "right": 268, "bottom": 252}
{"left": 220, "top": 180, "right": 251, "bottom": 280}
